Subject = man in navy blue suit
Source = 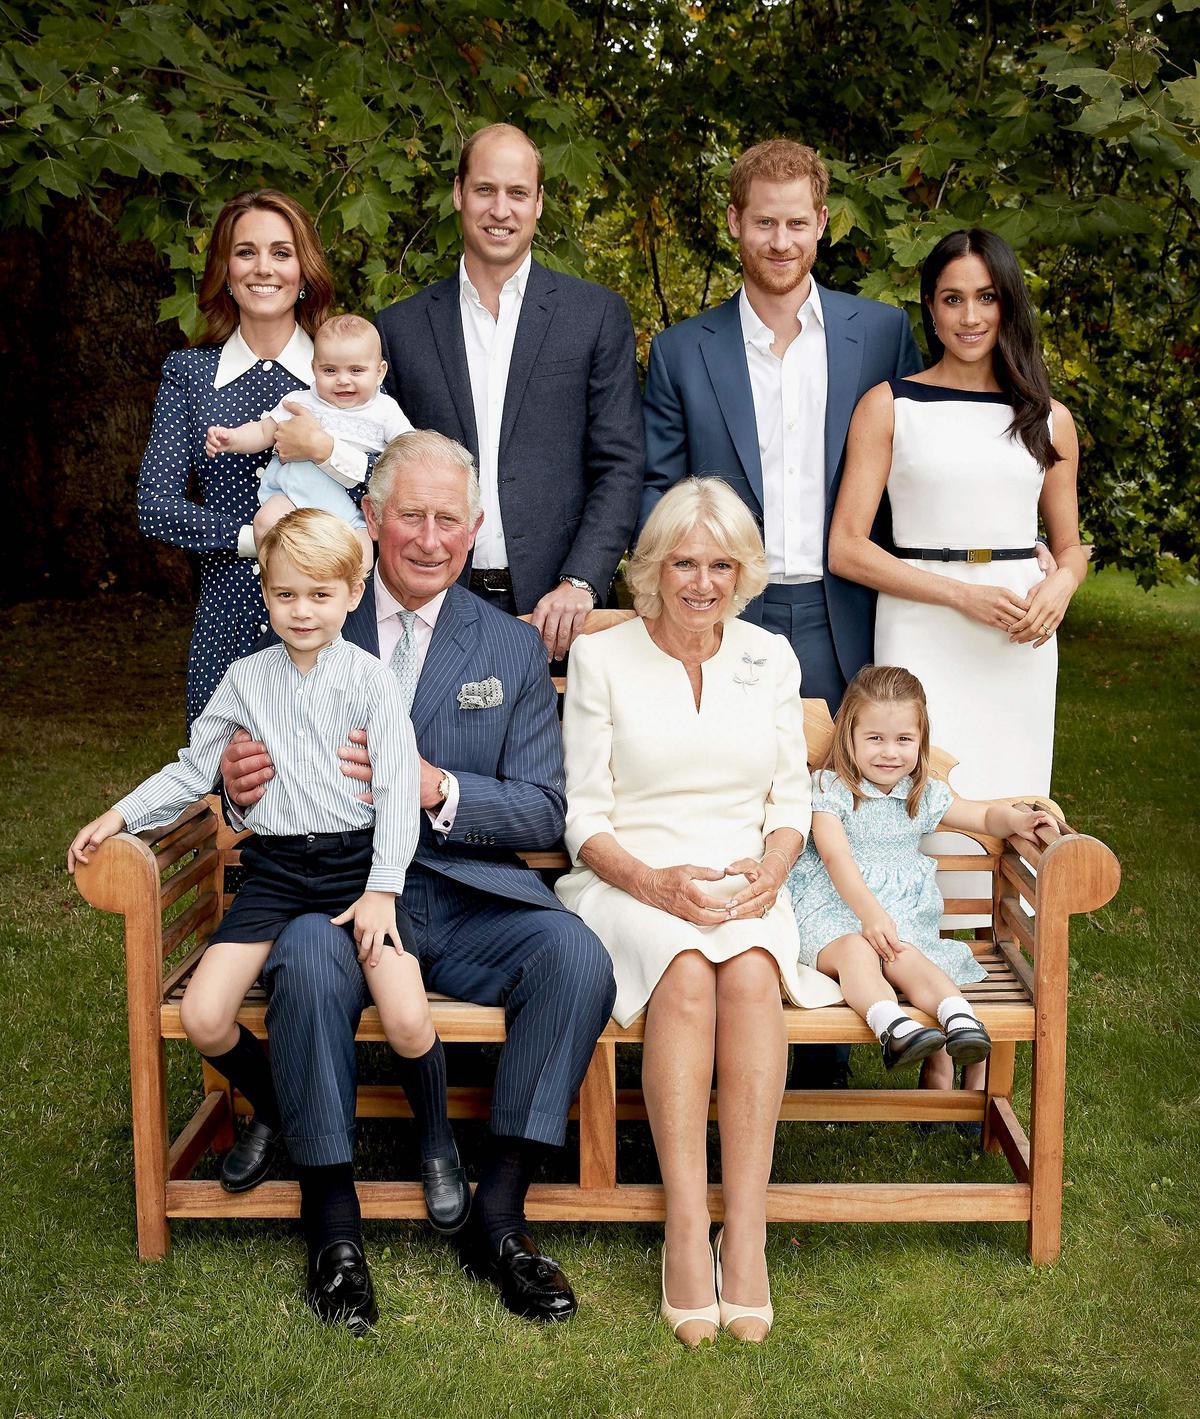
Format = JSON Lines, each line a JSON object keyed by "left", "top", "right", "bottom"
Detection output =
{"left": 641, "top": 140, "right": 921, "bottom": 1091}
{"left": 640, "top": 138, "right": 922, "bottom": 715}
{"left": 223, "top": 431, "right": 616, "bottom": 1331}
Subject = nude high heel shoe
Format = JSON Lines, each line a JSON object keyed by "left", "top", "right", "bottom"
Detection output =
{"left": 714, "top": 1228, "right": 773, "bottom": 1342}
{"left": 660, "top": 1243, "right": 719, "bottom": 1346}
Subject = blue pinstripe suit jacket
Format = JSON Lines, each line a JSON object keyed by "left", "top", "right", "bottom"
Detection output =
{"left": 341, "top": 579, "right": 568, "bottom": 912}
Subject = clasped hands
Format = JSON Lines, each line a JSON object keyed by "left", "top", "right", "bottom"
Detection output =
{"left": 635, "top": 855, "right": 788, "bottom": 926}
{"left": 959, "top": 548, "right": 1076, "bottom": 648}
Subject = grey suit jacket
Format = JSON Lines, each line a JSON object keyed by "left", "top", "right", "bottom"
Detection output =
{"left": 376, "top": 260, "right": 645, "bottom": 611}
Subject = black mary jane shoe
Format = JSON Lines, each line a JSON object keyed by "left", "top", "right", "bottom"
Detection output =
{"left": 305, "top": 1240, "right": 378, "bottom": 1336}
{"left": 421, "top": 1148, "right": 472, "bottom": 1235}
{"left": 943, "top": 1013, "right": 993, "bottom": 1066}
{"left": 880, "top": 1021, "right": 948, "bottom": 1073}
{"left": 459, "top": 1225, "right": 578, "bottom": 1323}
{"left": 219, "top": 1117, "right": 280, "bottom": 1193}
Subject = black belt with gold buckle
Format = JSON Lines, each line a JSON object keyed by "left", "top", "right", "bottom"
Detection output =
{"left": 893, "top": 546, "right": 1037, "bottom": 564}
{"left": 468, "top": 567, "right": 514, "bottom": 593}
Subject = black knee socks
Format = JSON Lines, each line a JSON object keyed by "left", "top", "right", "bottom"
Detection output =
{"left": 474, "top": 1135, "right": 543, "bottom": 1251}
{"left": 393, "top": 1036, "right": 455, "bottom": 1163}
{"left": 202, "top": 1023, "right": 280, "bottom": 1130}
{"left": 297, "top": 1163, "right": 361, "bottom": 1257}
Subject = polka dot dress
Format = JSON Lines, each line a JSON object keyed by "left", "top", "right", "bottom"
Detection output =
{"left": 137, "top": 346, "right": 309, "bottom": 726}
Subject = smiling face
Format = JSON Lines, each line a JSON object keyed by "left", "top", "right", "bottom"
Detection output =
{"left": 312, "top": 330, "right": 387, "bottom": 409}
{"left": 656, "top": 528, "right": 740, "bottom": 637}
{"left": 261, "top": 550, "right": 363, "bottom": 670}
{"left": 226, "top": 209, "right": 302, "bottom": 325}
{"left": 850, "top": 700, "right": 923, "bottom": 792}
{"left": 728, "top": 176, "right": 828, "bottom": 301}
{"left": 928, "top": 252, "right": 1002, "bottom": 364}
{"left": 453, "top": 130, "right": 543, "bottom": 279}
{"left": 364, "top": 458, "right": 483, "bottom": 610}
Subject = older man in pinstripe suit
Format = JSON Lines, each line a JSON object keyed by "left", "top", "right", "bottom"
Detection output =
{"left": 223, "top": 431, "right": 616, "bottom": 1330}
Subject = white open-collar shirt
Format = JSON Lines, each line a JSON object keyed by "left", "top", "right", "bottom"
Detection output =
{"left": 739, "top": 283, "right": 828, "bottom": 581}
{"left": 459, "top": 251, "right": 532, "bottom": 571}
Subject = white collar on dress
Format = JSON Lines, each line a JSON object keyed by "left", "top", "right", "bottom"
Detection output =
{"left": 214, "top": 325, "right": 315, "bottom": 390}
{"left": 857, "top": 774, "right": 913, "bottom": 801}
{"left": 738, "top": 281, "right": 824, "bottom": 352}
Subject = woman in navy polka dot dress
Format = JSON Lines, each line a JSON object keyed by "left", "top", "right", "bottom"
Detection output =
{"left": 138, "top": 190, "right": 335, "bottom": 725}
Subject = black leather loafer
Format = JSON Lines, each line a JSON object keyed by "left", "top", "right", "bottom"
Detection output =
{"left": 421, "top": 1151, "right": 472, "bottom": 1235}
{"left": 461, "top": 1227, "right": 577, "bottom": 1323}
{"left": 880, "top": 1022, "right": 947, "bottom": 1072}
{"left": 305, "top": 1241, "right": 378, "bottom": 1336}
{"left": 219, "top": 1117, "right": 280, "bottom": 1193}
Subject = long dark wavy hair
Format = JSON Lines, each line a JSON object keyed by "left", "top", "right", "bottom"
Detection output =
{"left": 196, "top": 189, "right": 333, "bottom": 346}
{"left": 920, "top": 229, "right": 1060, "bottom": 470}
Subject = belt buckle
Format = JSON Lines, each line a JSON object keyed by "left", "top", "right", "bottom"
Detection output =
{"left": 966, "top": 548, "right": 992, "bottom": 564}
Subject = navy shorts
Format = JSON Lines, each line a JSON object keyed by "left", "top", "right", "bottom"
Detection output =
{"left": 213, "top": 829, "right": 416, "bottom": 948}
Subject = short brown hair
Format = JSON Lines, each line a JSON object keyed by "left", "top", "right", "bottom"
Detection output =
{"left": 257, "top": 507, "right": 363, "bottom": 590}
{"left": 823, "top": 665, "right": 930, "bottom": 818}
{"left": 457, "top": 123, "right": 544, "bottom": 190}
{"left": 315, "top": 313, "right": 381, "bottom": 358}
{"left": 197, "top": 190, "right": 334, "bottom": 346}
{"left": 729, "top": 139, "right": 830, "bottom": 212}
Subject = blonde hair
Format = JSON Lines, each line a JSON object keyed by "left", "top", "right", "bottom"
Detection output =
{"left": 257, "top": 507, "right": 364, "bottom": 589}
{"left": 197, "top": 189, "right": 333, "bottom": 345}
{"left": 823, "top": 666, "right": 931, "bottom": 818}
{"left": 729, "top": 139, "right": 830, "bottom": 212}
{"left": 315, "top": 313, "right": 381, "bottom": 357}
{"left": 368, "top": 429, "right": 482, "bottom": 522}
{"left": 627, "top": 478, "right": 768, "bottom": 620}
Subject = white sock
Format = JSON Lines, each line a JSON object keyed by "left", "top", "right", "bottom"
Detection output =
{"left": 937, "top": 996, "right": 977, "bottom": 1032}
{"left": 865, "top": 1001, "right": 919, "bottom": 1042}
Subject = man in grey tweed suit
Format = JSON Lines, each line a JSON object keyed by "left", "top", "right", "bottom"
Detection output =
{"left": 223, "top": 431, "right": 616, "bottom": 1330}
{"left": 375, "top": 122, "right": 643, "bottom": 661}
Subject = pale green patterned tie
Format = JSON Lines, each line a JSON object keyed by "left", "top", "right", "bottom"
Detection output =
{"left": 388, "top": 607, "right": 419, "bottom": 711}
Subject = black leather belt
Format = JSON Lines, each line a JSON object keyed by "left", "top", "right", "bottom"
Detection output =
{"left": 894, "top": 546, "right": 1037, "bottom": 564}
{"left": 469, "top": 567, "right": 514, "bottom": 593}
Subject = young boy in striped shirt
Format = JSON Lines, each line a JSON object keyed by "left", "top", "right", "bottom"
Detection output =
{"left": 68, "top": 510, "right": 462, "bottom": 1231}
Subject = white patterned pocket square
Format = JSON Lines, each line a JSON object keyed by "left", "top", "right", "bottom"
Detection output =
{"left": 458, "top": 676, "right": 504, "bottom": 710}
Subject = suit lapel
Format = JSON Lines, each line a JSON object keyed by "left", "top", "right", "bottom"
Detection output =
{"left": 426, "top": 277, "right": 480, "bottom": 459}
{"left": 344, "top": 577, "right": 381, "bottom": 658}
{"left": 821, "top": 285, "right": 866, "bottom": 492}
{"left": 498, "top": 260, "right": 556, "bottom": 460}
{"left": 410, "top": 585, "right": 479, "bottom": 738}
{"left": 699, "top": 294, "right": 764, "bottom": 508}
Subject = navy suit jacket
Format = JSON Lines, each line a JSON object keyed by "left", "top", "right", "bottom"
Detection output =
{"left": 339, "top": 580, "right": 567, "bottom": 912}
{"left": 376, "top": 260, "right": 644, "bottom": 611}
{"left": 640, "top": 285, "right": 922, "bottom": 682}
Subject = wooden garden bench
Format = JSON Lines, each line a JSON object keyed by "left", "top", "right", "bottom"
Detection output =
{"left": 73, "top": 610, "right": 1120, "bottom": 1265}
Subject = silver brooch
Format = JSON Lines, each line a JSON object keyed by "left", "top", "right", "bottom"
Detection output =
{"left": 733, "top": 653, "right": 767, "bottom": 690}
{"left": 458, "top": 676, "right": 504, "bottom": 709}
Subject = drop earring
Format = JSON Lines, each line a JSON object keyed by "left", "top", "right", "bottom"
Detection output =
{"left": 298, "top": 286, "right": 307, "bottom": 301}
{"left": 225, "top": 282, "right": 233, "bottom": 296}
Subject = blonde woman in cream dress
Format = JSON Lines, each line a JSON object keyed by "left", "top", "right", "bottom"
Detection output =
{"left": 556, "top": 478, "right": 839, "bottom": 1347}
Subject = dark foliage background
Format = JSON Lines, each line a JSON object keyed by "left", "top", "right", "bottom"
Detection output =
{"left": 1, "top": 0, "right": 1196, "bottom": 600}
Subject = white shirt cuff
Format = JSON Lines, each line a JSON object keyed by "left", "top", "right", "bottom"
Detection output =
{"left": 426, "top": 772, "right": 460, "bottom": 835}
{"left": 237, "top": 524, "right": 258, "bottom": 559}
{"left": 318, "top": 439, "right": 368, "bottom": 490}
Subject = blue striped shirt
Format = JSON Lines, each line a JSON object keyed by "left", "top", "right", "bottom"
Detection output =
{"left": 113, "top": 636, "right": 419, "bottom": 894}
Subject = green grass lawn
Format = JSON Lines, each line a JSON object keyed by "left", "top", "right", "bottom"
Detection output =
{"left": 1, "top": 571, "right": 1196, "bottom": 1418}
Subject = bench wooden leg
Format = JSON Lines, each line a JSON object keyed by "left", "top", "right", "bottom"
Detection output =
{"left": 578, "top": 1041, "right": 617, "bottom": 1190}
{"left": 982, "top": 1041, "right": 1016, "bottom": 1154}
{"left": 128, "top": 1030, "right": 170, "bottom": 1259}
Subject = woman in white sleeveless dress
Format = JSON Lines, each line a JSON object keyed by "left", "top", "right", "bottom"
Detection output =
{"left": 827, "top": 228, "right": 1087, "bottom": 1089}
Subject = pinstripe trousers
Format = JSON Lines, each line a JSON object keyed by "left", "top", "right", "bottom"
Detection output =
{"left": 262, "top": 867, "right": 617, "bottom": 1166}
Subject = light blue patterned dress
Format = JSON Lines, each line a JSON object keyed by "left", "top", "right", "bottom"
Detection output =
{"left": 787, "top": 770, "right": 987, "bottom": 985}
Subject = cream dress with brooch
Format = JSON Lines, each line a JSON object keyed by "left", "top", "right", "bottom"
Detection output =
{"left": 554, "top": 616, "right": 843, "bottom": 1027}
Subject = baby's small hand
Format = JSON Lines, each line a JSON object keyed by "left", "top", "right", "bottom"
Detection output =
{"left": 205, "top": 425, "right": 233, "bottom": 458}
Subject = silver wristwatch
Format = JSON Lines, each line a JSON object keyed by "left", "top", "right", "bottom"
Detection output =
{"left": 559, "top": 575, "right": 598, "bottom": 605}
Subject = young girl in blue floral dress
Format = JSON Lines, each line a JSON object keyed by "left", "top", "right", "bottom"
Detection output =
{"left": 787, "top": 665, "right": 1055, "bottom": 1083}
